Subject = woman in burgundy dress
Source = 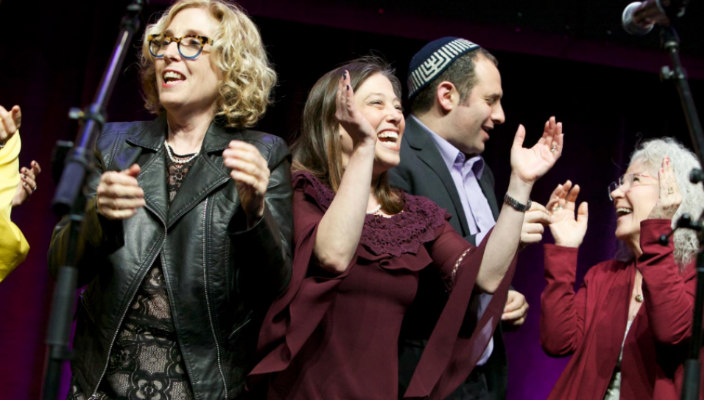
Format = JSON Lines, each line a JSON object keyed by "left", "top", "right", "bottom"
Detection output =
{"left": 541, "top": 138, "right": 704, "bottom": 399}
{"left": 250, "top": 57, "right": 563, "bottom": 399}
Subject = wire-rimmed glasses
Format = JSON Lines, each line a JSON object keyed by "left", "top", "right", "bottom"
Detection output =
{"left": 607, "top": 172, "right": 654, "bottom": 201}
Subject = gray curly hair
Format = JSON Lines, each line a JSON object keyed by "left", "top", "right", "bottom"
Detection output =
{"left": 626, "top": 137, "right": 704, "bottom": 267}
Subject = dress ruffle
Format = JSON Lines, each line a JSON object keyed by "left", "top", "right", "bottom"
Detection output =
{"left": 294, "top": 171, "right": 448, "bottom": 260}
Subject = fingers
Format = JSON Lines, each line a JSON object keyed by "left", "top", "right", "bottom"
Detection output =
{"left": 335, "top": 70, "right": 353, "bottom": 121}
{"left": 547, "top": 180, "right": 572, "bottom": 210}
{"left": 123, "top": 163, "right": 141, "bottom": 177}
{"left": 565, "top": 183, "right": 580, "bottom": 209}
{"left": 11, "top": 105, "right": 21, "bottom": 130}
{"left": 659, "top": 156, "right": 681, "bottom": 198}
{"left": 512, "top": 124, "right": 526, "bottom": 149}
{"left": 502, "top": 290, "right": 529, "bottom": 323}
{"left": 223, "top": 140, "right": 270, "bottom": 195}
{"left": 30, "top": 160, "right": 42, "bottom": 175}
{"left": 20, "top": 167, "right": 37, "bottom": 193}
{"left": 525, "top": 202, "right": 550, "bottom": 224}
{"left": 576, "top": 201, "right": 589, "bottom": 225}
{"left": 96, "top": 167, "right": 145, "bottom": 220}
{"left": 542, "top": 116, "right": 564, "bottom": 158}
{"left": 522, "top": 202, "right": 550, "bottom": 244}
{"left": 0, "top": 105, "right": 20, "bottom": 142}
{"left": 520, "top": 223, "right": 545, "bottom": 244}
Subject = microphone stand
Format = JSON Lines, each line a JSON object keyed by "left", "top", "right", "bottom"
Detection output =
{"left": 656, "top": 25, "right": 704, "bottom": 400}
{"left": 42, "top": 1, "right": 144, "bottom": 398}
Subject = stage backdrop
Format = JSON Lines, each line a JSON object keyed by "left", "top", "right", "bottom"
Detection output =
{"left": 0, "top": 0, "right": 702, "bottom": 399}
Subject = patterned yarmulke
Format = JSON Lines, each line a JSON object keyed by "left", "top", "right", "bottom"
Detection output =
{"left": 407, "top": 37, "right": 480, "bottom": 99}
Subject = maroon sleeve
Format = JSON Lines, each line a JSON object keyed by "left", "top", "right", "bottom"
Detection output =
{"left": 540, "top": 244, "right": 588, "bottom": 356}
{"left": 638, "top": 219, "right": 696, "bottom": 345}
{"left": 404, "top": 227, "right": 517, "bottom": 400}
{"left": 249, "top": 175, "right": 352, "bottom": 380}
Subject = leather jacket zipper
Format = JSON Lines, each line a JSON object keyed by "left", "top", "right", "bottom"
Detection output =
{"left": 201, "top": 198, "right": 229, "bottom": 397}
{"left": 89, "top": 213, "right": 168, "bottom": 399}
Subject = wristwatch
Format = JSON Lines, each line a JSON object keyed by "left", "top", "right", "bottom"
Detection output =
{"left": 503, "top": 193, "right": 532, "bottom": 212}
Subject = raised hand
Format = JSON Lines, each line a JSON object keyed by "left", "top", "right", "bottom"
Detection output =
{"left": 12, "top": 160, "right": 41, "bottom": 207}
{"left": 334, "top": 70, "right": 377, "bottom": 147}
{"left": 96, "top": 164, "right": 145, "bottom": 220}
{"left": 648, "top": 156, "right": 682, "bottom": 220}
{"left": 223, "top": 140, "right": 270, "bottom": 224}
{"left": 546, "top": 180, "right": 588, "bottom": 248}
{"left": 0, "top": 105, "right": 21, "bottom": 145}
{"left": 510, "top": 116, "right": 563, "bottom": 183}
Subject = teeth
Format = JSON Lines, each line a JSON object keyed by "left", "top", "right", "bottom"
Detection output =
{"left": 616, "top": 208, "right": 632, "bottom": 216}
{"left": 378, "top": 131, "right": 398, "bottom": 141}
{"left": 163, "top": 71, "right": 184, "bottom": 82}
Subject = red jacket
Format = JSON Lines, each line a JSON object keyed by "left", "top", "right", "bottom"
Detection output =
{"left": 540, "top": 219, "right": 702, "bottom": 400}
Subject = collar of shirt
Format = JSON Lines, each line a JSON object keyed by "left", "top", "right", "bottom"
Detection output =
{"left": 412, "top": 115, "right": 485, "bottom": 179}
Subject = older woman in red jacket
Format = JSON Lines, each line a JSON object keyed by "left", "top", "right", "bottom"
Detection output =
{"left": 540, "top": 137, "right": 704, "bottom": 399}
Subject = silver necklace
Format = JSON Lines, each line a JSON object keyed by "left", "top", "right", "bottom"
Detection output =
{"left": 366, "top": 204, "right": 382, "bottom": 215}
{"left": 164, "top": 140, "right": 198, "bottom": 164}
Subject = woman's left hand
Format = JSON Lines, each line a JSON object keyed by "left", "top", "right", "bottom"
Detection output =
{"left": 510, "top": 116, "right": 564, "bottom": 183}
{"left": 648, "top": 156, "right": 682, "bottom": 220}
{"left": 12, "top": 160, "right": 41, "bottom": 207}
{"left": 223, "top": 140, "right": 270, "bottom": 225}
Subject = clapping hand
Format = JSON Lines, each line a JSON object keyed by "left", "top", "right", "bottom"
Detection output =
{"left": 96, "top": 164, "right": 145, "bottom": 220}
{"left": 510, "top": 116, "right": 563, "bottom": 183}
{"left": 12, "top": 161, "right": 41, "bottom": 207}
{"left": 223, "top": 140, "right": 270, "bottom": 225}
{"left": 335, "top": 70, "right": 377, "bottom": 148}
{"left": 648, "top": 156, "right": 682, "bottom": 220}
{"left": 546, "top": 180, "right": 588, "bottom": 248}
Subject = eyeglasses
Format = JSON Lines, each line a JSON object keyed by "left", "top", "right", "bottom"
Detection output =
{"left": 607, "top": 172, "right": 654, "bottom": 201}
{"left": 147, "top": 34, "right": 213, "bottom": 60}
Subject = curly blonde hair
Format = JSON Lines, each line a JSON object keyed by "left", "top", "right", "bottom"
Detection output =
{"left": 140, "top": 0, "right": 276, "bottom": 128}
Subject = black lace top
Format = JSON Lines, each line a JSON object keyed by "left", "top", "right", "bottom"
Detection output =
{"left": 69, "top": 148, "right": 197, "bottom": 400}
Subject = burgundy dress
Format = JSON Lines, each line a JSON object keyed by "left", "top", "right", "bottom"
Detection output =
{"left": 541, "top": 219, "right": 704, "bottom": 400}
{"left": 249, "top": 171, "right": 516, "bottom": 399}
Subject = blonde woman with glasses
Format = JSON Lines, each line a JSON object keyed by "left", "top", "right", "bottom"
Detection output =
{"left": 49, "top": 1, "right": 292, "bottom": 398}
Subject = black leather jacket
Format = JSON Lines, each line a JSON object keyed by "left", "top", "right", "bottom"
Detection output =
{"left": 48, "top": 116, "right": 292, "bottom": 399}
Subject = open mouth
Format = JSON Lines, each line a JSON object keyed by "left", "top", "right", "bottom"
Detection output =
{"left": 163, "top": 70, "right": 185, "bottom": 84}
{"left": 377, "top": 131, "right": 400, "bottom": 149}
{"left": 615, "top": 208, "right": 632, "bottom": 217}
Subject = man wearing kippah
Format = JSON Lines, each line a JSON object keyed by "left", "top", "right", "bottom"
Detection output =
{"left": 390, "top": 37, "right": 554, "bottom": 399}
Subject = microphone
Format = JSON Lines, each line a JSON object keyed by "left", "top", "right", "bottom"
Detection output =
{"left": 622, "top": 0, "right": 688, "bottom": 36}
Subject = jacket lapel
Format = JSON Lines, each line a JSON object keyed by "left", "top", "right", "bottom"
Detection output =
{"left": 124, "top": 117, "right": 169, "bottom": 224}
{"left": 165, "top": 121, "right": 232, "bottom": 227}
{"left": 405, "top": 118, "right": 471, "bottom": 236}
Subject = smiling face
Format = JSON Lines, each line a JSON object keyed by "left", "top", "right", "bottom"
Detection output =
{"left": 610, "top": 160, "right": 660, "bottom": 252}
{"left": 154, "top": 7, "right": 221, "bottom": 118}
{"left": 338, "top": 72, "right": 405, "bottom": 175}
{"left": 445, "top": 55, "right": 505, "bottom": 156}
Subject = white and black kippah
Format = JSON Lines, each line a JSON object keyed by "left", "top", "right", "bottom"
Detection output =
{"left": 407, "top": 37, "right": 480, "bottom": 99}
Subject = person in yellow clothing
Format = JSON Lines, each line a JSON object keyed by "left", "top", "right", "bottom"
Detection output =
{"left": 0, "top": 104, "right": 41, "bottom": 281}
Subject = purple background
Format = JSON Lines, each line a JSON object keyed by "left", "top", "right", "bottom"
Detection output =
{"left": 0, "top": 0, "right": 702, "bottom": 398}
